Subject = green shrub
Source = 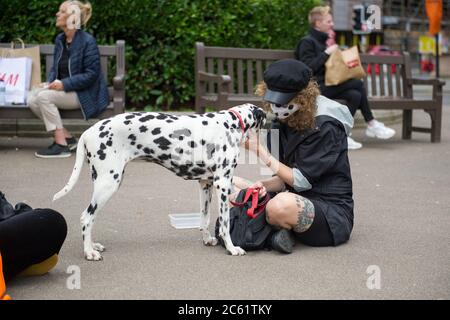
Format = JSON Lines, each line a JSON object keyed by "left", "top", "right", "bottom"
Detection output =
{"left": 0, "top": 0, "right": 320, "bottom": 110}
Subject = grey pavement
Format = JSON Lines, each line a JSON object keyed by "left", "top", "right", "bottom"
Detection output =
{"left": 1, "top": 104, "right": 450, "bottom": 300}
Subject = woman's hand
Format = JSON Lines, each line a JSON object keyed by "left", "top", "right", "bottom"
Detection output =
{"left": 248, "top": 181, "right": 267, "bottom": 198}
{"left": 325, "top": 44, "right": 339, "bottom": 55}
{"left": 38, "top": 82, "right": 49, "bottom": 89}
{"left": 244, "top": 130, "right": 273, "bottom": 169}
{"left": 48, "top": 80, "right": 64, "bottom": 91}
{"left": 244, "top": 130, "right": 262, "bottom": 154}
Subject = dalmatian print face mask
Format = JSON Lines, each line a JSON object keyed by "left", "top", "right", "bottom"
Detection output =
{"left": 270, "top": 103, "right": 301, "bottom": 119}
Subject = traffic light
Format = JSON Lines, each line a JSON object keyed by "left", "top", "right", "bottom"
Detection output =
{"left": 352, "top": 4, "right": 366, "bottom": 32}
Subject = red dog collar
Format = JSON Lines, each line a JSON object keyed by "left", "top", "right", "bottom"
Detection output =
{"left": 228, "top": 109, "right": 245, "bottom": 134}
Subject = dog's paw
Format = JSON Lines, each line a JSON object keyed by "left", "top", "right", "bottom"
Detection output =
{"left": 227, "top": 246, "right": 246, "bottom": 256}
{"left": 93, "top": 242, "right": 105, "bottom": 252}
{"left": 84, "top": 250, "right": 103, "bottom": 261}
{"left": 203, "top": 236, "right": 218, "bottom": 246}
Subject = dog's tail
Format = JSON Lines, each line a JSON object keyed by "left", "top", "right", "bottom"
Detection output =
{"left": 53, "top": 132, "right": 87, "bottom": 201}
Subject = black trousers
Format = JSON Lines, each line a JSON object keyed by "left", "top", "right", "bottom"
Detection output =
{"left": 0, "top": 209, "right": 67, "bottom": 281}
{"left": 320, "top": 79, "right": 374, "bottom": 123}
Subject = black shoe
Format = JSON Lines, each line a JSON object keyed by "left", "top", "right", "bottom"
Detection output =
{"left": 35, "top": 142, "right": 71, "bottom": 158}
{"left": 270, "top": 229, "right": 296, "bottom": 254}
{"left": 14, "top": 202, "right": 33, "bottom": 214}
{"left": 0, "top": 191, "right": 15, "bottom": 222}
{"left": 66, "top": 137, "right": 78, "bottom": 151}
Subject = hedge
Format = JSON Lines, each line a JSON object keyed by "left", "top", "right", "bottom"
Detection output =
{"left": 0, "top": 0, "right": 320, "bottom": 110}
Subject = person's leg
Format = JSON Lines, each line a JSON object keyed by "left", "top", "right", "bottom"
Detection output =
{"left": 29, "top": 89, "right": 76, "bottom": 144}
{"left": 332, "top": 89, "right": 361, "bottom": 117}
{"left": 321, "top": 79, "right": 375, "bottom": 122}
{"left": 48, "top": 91, "right": 79, "bottom": 145}
{"left": 33, "top": 90, "right": 80, "bottom": 157}
{"left": 264, "top": 192, "right": 313, "bottom": 253}
{"left": 265, "top": 192, "right": 315, "bottom": 232}
{"left": 323, "top": 80, "right": 395, "bottom": 139}
{"left": 28, "top": 89, "right": 45, "bottom": 120}
{"left": 329, "top": 88, "right": 365, "bottom": 149}
{"left": 33, "top": 89, "right": 80, "bottom": 143}
{"left": 348, "top": 80, "right": 374, "bottom": 122}
{"left": 294, "top": 200, "right": 335, "bottom": 247}
{"left": 363, "top": 83, "right": 396, "bottom": 140}
{"left": 0, "top": 209, "right": 67, "bottom": 281}
{"left": 321, "top": 79, "right": 361, "bottom": 98}
{"left": 265, "top": 192, "right": 334, "bottom": 248}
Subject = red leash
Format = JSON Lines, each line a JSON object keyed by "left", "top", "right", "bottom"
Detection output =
{"left": 230, "top": 187, "right": 270, "bottom": 219}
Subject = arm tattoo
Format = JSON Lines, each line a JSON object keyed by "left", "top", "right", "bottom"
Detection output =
{"left": 292, "top": 195, "right": 315, "bottom": 233}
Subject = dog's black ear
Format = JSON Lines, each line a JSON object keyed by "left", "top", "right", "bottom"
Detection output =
{"left": 252, "top": 107, "right": 266, "bottom": 128}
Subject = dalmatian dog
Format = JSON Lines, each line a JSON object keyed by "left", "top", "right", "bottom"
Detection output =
{"left": 53, "top": 103, "right": 266, "bottom": 260}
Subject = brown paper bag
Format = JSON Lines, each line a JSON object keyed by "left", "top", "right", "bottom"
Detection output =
{"left": 325, "top": 46, "right": 365, "bottom": 86}
{"left": 0, "top": 39, "right": 41, "bottom": 88}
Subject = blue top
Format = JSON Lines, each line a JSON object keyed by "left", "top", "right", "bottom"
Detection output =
{"left": 48, "top": 30, "right": 109, "bottom": 119}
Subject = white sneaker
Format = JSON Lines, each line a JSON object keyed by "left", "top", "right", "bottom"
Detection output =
{"left": 365, "top": 120, "right": 395, "bottom": 139}
{"left": 347, "top": 137, "right": 362, "bottom": 150}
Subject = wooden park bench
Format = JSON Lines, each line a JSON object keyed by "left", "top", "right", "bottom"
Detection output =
{"left": 0, "top": 40, "right": 126, "bottom": 120}
{"left": 195, "top": 42, "right": 445, "bottom": 142}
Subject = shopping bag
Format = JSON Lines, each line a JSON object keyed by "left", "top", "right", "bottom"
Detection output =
{"left": 0, "top": 57, "right": 33, "bottom": 104}
{"left": 325, "top": 46, "right": 366, "bottom": 86}
{"left": 0, "top": 39, "right": 41, "bottom": 88}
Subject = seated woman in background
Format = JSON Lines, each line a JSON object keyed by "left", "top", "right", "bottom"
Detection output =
{"left": 28, "top": 1, "right": 109, "bottom": 158}
{"left": 295, "top": 5, "right": 395, "bottom": 150}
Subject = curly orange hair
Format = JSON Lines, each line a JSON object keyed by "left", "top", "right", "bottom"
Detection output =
{"left": 255, "top": 80, "right": 320, "bottom": 131}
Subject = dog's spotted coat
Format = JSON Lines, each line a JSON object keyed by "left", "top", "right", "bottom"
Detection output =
{"left": 54, "top": 104, "right": 266, "bottom": 260}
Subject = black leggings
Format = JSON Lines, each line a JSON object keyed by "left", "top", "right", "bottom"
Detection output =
{"left": 320, "top": 79, "right": 374, "bottom": 123}
{"left": 0, "top": 209, "right": 67, "bottom": 281}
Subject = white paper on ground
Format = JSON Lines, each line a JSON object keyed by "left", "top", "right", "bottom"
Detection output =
{"left": 169, "top": 213, "right": 201, "bottom": 229}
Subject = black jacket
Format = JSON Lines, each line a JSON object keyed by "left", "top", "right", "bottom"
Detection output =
{"left": 268, "top": 106, "right": 354, "bottom": 245}
{"left": 295, "top": 28, "right": 330, "bottom": 85}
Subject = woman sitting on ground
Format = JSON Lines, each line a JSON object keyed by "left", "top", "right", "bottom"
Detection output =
{"left": 233, "top": 59, "right": 354, "bottom": 253}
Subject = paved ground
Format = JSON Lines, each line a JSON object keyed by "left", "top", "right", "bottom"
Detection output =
{"left": 1, "top": 104, "right": 449, "bottom": 300}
